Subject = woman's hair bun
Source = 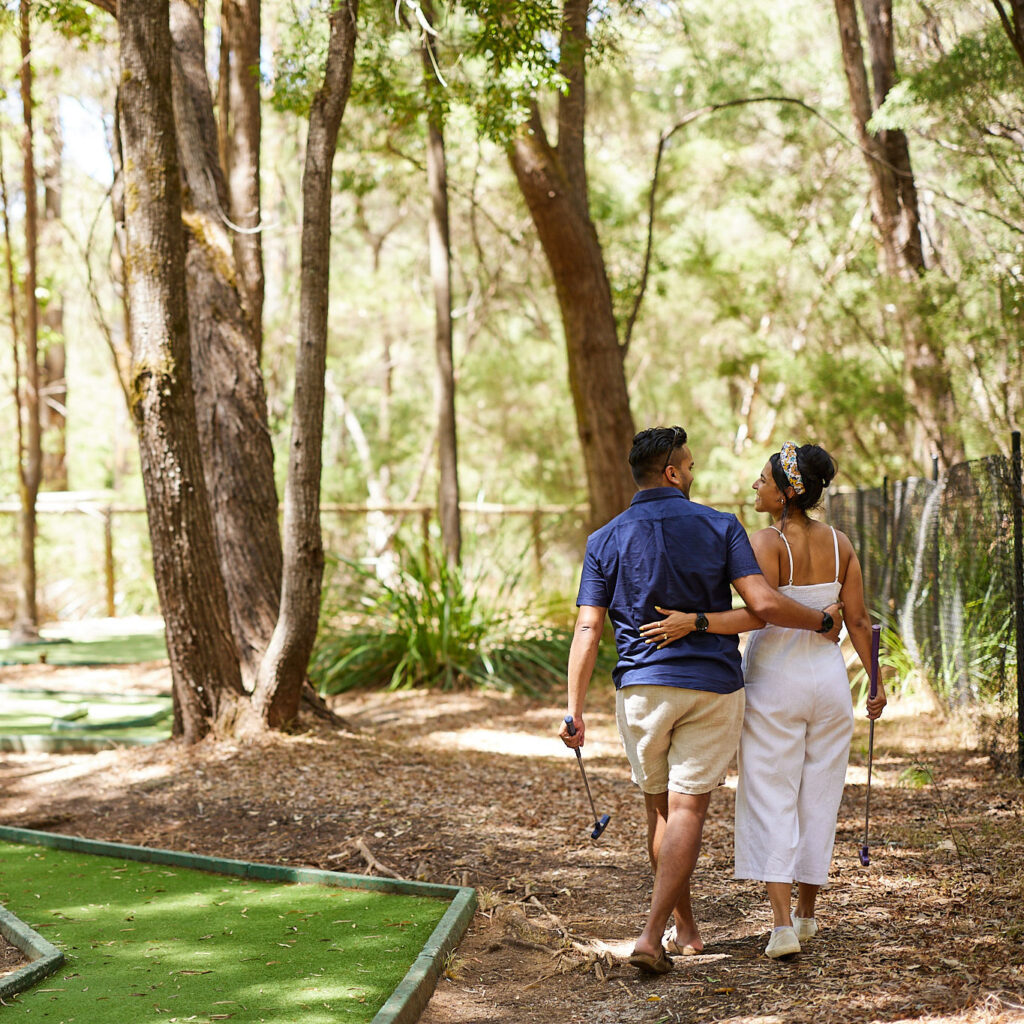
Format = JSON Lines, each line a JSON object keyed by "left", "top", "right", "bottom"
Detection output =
{"left": 799, "top": 445, "right": 837, "bottom": 489}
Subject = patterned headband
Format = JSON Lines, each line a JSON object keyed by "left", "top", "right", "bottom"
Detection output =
{"left": 779, "top": 441, "right": 806, "bottom": 495}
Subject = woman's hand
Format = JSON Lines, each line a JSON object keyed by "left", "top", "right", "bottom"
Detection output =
{"left": 866, "top": 682, "right": 887, "bottom": 720}
{"left": 639, "top": 607, "right": 696, "bottom": 649}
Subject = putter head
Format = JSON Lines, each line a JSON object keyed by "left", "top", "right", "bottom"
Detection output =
{"left": 591, "top": 814, "right": 611, "bottom": 840}
{"left": 858, "top": 845, "right": 870, "bottom": 866}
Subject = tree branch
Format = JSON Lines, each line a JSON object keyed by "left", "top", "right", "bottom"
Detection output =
{"left": 991, "top": 0, "right": 1024, "bottom": 70}
{"left": 625, "top": 92, "right": 1024, "bottom": 352}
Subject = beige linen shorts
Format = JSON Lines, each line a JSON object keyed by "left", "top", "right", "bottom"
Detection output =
{"left": 615, "top": 684, "right": 745, "bottom": 795}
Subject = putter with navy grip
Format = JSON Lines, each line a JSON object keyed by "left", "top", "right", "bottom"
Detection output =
{"left": 563, "top": 715, "right": 611, "bottom": 839}
{"left": 859, "top": 623, "right": 882, "bottom": 867}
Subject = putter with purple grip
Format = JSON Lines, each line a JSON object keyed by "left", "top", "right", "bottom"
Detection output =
{"left": 563, "top": 715, "right": 611, "bottom": 839}
{"left": 859, "top": 623, "right": 882, "bottom": 867}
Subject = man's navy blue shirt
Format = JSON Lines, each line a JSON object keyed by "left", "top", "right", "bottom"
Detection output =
{"left": 576, "top": 487, "right": 762, "bottom": 694}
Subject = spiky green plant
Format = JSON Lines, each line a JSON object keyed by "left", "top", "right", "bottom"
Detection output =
{"left": 310, "top": 543, "right": 588, "bottom": 696}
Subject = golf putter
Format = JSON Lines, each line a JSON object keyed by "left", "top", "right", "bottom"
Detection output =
{"left": 859, "top": 623, "right": 882, "bottom": 867}
{"left": 563, "top": 715, "right": 611, "bottom": 839}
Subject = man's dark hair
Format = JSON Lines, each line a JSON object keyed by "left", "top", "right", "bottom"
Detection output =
{"left": 629, "top": 426, "right": 688, "bottom": 485}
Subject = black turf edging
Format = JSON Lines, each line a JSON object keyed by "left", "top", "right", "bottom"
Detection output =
{"left": 0, "top": 825, "right": 477, "bottom": 1024}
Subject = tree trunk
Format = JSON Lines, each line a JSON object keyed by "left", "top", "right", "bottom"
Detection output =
{"left": 41, "top": 101, "right": 67, "bottom": 491}
{"left": 833, "top": 0, "right": 964, "bottom": 470}
{"left": 14, "top": 0, "right": 41, "bottom": 641}
{"left": 168, "top": 0, "right": 284, "bottom": 687}
{"left": 509, "top": 1, "right": 635, "bottom": 529}
{"left": 992, "top": 0, "right": 1024, "bottom": 69}
{"left": 421, "top": 0, "right": 461, "bottom": 567}
{"left": 1, "top": 143, "right": 27, "bottom": 617}
{"left": 118, "top": 0, "right": 251, "bottom": 743}
{"left": 220, "top": 0, "right": 264, "bottom": 345}
{"left": 252, "top": 0, "right": 359, "bottom": 728}
{"left": 510, "top": 107, "right": 635, "bottom": 529}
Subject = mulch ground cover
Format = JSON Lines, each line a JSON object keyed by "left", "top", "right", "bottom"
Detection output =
{"left": 0, "top": 840, "right": 447, "bottom": 1023}
{"left": 1, "top": 659, "right": 1022, "bottom": 1024}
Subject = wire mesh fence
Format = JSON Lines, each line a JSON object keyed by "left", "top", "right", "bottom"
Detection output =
{"left": 828, "top": 435, "right": 1024, "bottom": 776}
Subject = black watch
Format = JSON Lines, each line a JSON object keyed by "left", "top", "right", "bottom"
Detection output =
{"left": 816, "top": 610, "right": 834, "bottom": 634}
{"left": 695, "top": 612, "right": 709, "bottom": 634}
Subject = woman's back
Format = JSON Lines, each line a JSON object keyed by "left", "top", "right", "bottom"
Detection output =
{"left": 743, "top": 521, "right": 844, "bottom": 672}
{"left": 759, "top": 520, "right": 844, "bottom": 590}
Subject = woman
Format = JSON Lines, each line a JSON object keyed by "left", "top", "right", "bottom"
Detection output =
{"left": 639, "top": 442, "right": 886, "bottom": 959}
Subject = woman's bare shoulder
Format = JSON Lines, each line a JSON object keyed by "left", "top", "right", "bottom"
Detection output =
{"left": 825, "top": 523, "right": 855, "bottom": 551}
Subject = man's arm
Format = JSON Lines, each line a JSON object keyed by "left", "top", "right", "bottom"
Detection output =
{"left": 732, "top": 573, "right": 839, "bottom": 633}
{"left": 559, "top": 605, "right": 607, "bottom": 749}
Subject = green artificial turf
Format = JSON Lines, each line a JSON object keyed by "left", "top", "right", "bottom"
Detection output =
{"left": 0, "top": 691, "right": 172, "bottom": 744}
{"left": 0, "top": 842, "right": 449, "bottom": 1024}
{"left": 0, "top": 631, "right": 168, "bottom": 666}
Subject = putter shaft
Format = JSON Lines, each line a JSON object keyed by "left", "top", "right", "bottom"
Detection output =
{"left": 564, "top": 715, "right": 611, "bottom": 838}
{"left": 860, "top": 624, "right": 882, "bottom": 868}
{"left": 862, "top": 718, "right": 875, "bottom": 849}
{"left": 574, "top": 747, "right": 601, "bottom": 823}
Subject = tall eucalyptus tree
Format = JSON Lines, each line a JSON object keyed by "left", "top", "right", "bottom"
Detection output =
{"left": 418, "top": 0, "right": 461, "bottom": 567}
{"left": 117, "top": 0, "right": 253, "bottom": 742}
{"left": 505, "top": 0, "right": 636, "bottom": 528}
{"left": 833, "top": 0, "right": 965, "bottom": 469}
{"left": 253, "top": 0, "right": 359, "bottom": 728}
{"left": 13, "top": 0, "right": 42, "bottom": 641}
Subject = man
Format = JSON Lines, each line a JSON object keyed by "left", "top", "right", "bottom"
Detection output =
{"left": 560, "top": 426, "right": 841, "bottom": 974}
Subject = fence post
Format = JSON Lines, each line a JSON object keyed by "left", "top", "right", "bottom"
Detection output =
{"left": 104, "top": 508, "right": 116, "bottom": 619}
{"left": 855, "top": 488, "right": 864, "bottom": 567}
{"left": 931, "top": 454, "right": 943, "bottom": 693}
{"left": 1011, "top": 430, "right": 1024, "bottom": 778}
{"left": 881, "top": 476, "right": 889, "bottom": 614}
{"left": 530, "top": 510, "right": 543, "bottom": 580}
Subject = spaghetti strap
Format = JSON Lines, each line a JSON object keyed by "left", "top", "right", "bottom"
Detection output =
{"left": 830, "top": 525, "right": 840, "bottom": 583}
{"left": 770, "top": 525, "right": 794, "bottom": 586}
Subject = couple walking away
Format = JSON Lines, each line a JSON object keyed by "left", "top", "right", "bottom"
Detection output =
{"left": 559, "top": 426, "right": 887, "bottom": 973}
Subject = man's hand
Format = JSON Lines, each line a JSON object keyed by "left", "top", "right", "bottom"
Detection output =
{"left": 560, "top": 714, "right": 585, "bottom": 749}
{"left": 823, "top": 602, "right": 843, "bottom": 644}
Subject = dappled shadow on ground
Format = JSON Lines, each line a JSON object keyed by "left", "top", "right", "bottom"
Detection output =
{"left": 0, "top": 661, "right": 1021, "bottom": 1024}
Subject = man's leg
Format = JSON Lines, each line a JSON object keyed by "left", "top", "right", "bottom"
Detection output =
{"left": 633, "top": 789, "right": 711, "bottom": 959}
{"left": 643, "top": 792, "right": 704, "bottom": 951}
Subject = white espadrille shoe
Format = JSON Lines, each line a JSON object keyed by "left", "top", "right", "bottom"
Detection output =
{"left": 765, "top": 925, "right": 801, "bottom": 959}
{"left": 793, "top": 916, "right": 818, "bottom": 942}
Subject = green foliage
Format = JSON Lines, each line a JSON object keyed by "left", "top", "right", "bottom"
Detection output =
{"left": 898, "top": 763, "right": 933, "bottom": 790}
{"left": 459, "top": 0, "right": 565, "bottom": 142}
{"left": 269, "top": 0, "right": 333, "bottom": 115}
{"left": 873, "top": 22, "right": 1024, "bottom": 130}
{"left": 310, "top": 543, "right": 582, "bottom": 696}
{"left": 33, "top": 0, "right": 103, "bottom": 44}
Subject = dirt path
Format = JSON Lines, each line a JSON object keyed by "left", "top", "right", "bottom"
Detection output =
{"left": 1, "top": 662, "right": 1022, "bottom": 1023}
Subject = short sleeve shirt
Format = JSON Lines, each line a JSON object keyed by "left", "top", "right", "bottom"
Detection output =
{"left": 576, "top": 487, "right": 762, "bottom": 693}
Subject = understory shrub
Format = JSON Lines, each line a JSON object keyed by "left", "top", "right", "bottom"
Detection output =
{"left": 310, "top": 544, "right": 589, "bottom": 696}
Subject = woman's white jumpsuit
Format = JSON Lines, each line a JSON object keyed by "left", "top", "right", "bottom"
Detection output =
{"left": 733, "top": 526, "right": 855, "bottom": 886}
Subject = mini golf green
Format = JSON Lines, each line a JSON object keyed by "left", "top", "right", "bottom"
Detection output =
{"left": 0, "top": 690, "right": 173, "bottom": 750}
{"left": 0, "top": 631, "right": 168, "bottom": 666}
{"left": 0, "top": 838, "right": 453, "bottom": 1023}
